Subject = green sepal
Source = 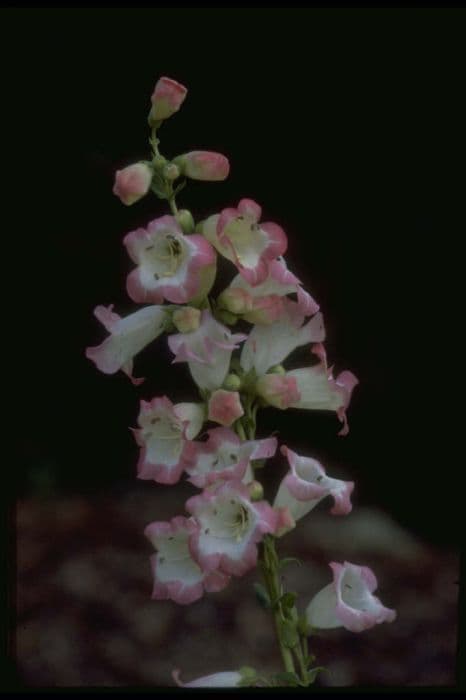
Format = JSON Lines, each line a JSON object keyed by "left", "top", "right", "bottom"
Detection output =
{"left": 251, "top": 458, "right": 266, "bottom": 469}
{"left": 253, "top": 582, "right": 271, "bottom": 609}
{"left": 173, "top": 178, "right": 187, "bottom": 196}
{"left": 279, "top": 557, "right": 302, "bottom": 570}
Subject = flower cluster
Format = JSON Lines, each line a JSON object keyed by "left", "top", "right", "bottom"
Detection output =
{"left": 86, "top": 76, "right": 396, "bottom": 688}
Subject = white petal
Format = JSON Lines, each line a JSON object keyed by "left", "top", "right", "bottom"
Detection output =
{"left": 174, "top": 402, "right": 205, "bottom": 439}
{"left": 306, "top": 583, "right": 341, "bottom": 629}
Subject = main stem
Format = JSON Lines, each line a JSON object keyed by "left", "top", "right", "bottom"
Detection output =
{"left": 238, "top": 403, "right": 309, "bottom": 683}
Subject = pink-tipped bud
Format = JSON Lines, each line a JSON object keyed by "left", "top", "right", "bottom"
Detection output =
{"left": 172, "top": 306, "right": 201, "bottom": 333}
{"left": 217, "top": 288, "right": 253, "bottom": 315}
{"left": 112, "top": 163, "right": 152, "bottom": 206}
{"left": 149, "top": 76, "right": 187, "bottom": 124}
{"left": 255, "top": 374, "right": 300, "bottom": 410}
{"left": 208, "top": 390, "right": 244, "bottom": 427}
{"left": 173, "top": 151, "right": 230, "bottom": 181}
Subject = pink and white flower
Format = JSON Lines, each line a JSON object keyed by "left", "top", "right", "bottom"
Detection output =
{"left": 85, "top": 304, "right": 167, "bottom": 384}
{"left": 173, "top": 669, "right": 243, "bottom": 687}
{"left": 183, "top": 427, "right": 277, "bottom": 488}
{"left": 145, "top": 516, "right": 229, "bottom": 605}
{"left": 124, "top": 215, "right": 216, "bottom": 305}
{"left": 149, "top": 76, "right": 187, "bottom": 123}
{"left": 306, "top": 561, "right": 397, "bottom": 633}
{"left": 173, "top": 151, "right": 230, "bottom": 181}
{"left": 273, "top": 446, "right": 354, "bottom": 533}
{"left": 168, "top": 310, "right": 247, "bottom": 390}
{"left": 207, "top": 390, "right": 244, "bottom": 427}
{"left": 286, "top": 362, "right": 359, "bottom": 436}
{"left": 134, "top": 397, "right": 205, "bottom": 484}
{"left": 220, "top": 256, "right": 319, "bottom": 323}
{"left": 201, "top": 198, "right": 287, "bottom": 286}
{"left": 112, "top": 162, "right": 152, "bottom": 206}
{"left": 186, "top": 480, "right": 279, "bottom": 576}
{"left": 240, "top": 300, "right": 325, "bottom": 376}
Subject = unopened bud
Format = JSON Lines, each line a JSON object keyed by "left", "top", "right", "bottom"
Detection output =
{"left": 176, "top": 209, "right": 195, "bottom": 234}
{"left": 149, "top": 76, "right": 187, "bottom": 125}
{"left": 173, "top": 151, "right": 230, "bottom": 181}
{"left": 268, "top": 364, "right": 286, "bottom": 375}
{"left": 217, "top": 288, "right": 253, "bottom": 315}
{"left": 112, "top": 162, "right": 152, "bottom": 206}
{"left": 248, "top": 480, "right": 264, "bottom": 501}
{"left": 172, "top": 306, "right": 201, "bottom": 333}
{"left": 223, "top": 373, "right": 241, "bottom": 391}
{"left": 163, "top": 163, "right": 180, "bottom": 181}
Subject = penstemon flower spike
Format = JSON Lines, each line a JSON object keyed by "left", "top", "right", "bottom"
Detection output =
{"left": 86, "top": 75, "right": 396, "bottom": 688}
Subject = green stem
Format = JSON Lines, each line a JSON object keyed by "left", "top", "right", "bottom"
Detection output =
{"left": 261, "top": 537, "right": 296, "bottom": 675}
{"left": 168, "top": 195, "right": 179, "bottom": 216}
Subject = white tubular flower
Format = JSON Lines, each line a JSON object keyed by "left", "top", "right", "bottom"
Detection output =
{"left": 273, "top": 446, "right": 354, "bottom": 534}
{"left": 240, "top": 299, "right": 325, "bottom": 376}
{"left": 306, "top": 561, "right": 397, "bottom": 633}
{"left": 85, "top": 304, "right": 167, "bottom": 384}
{"left": 286, "top": 362, "right": 359, "bottom": 436}
{"left": 134, "top": 397, "right": 205, "bottom": 484}
{"left": 201, "top": 198, "right": 287, "bottom": 286}
{"left": 167, "top": 310, "right": 247, "bottom": 390}
{"left": 222, "top": 255, "right": 319, "bottom": 322}
{"left": 185, "top": 480, "right": 279, "bottom": 577}
{"left": 145, "top": 516, "right": 229, "bottom": 605}
{"left": 172, "top": 669, "right": 243, "bottom": 687}
{"left": 183, "top": 427, "right": 277, "bottom": 488}
{"left": 124, "top": 215, "right": 216, "bottom": 305}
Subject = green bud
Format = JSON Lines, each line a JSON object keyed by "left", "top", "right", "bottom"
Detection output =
{"left": 248, "top": 480, "right": 264, "bottom": 501}
{"left": 223, "top": 373, "right": 241, "bottom": 391}
{"left": 152, "top": 155, "right": 167, "bottom": 170}
{"left": 176, "top": 209, "right": 195, "bottom": 234}
{"left": 215, "top": 309, "right": 237, "bottom": 326}
{"left": 163, "top": 163, "right": 180, "bottom": 181}
{"left": 268, "top": 364, "right": 286, "bottom": 375}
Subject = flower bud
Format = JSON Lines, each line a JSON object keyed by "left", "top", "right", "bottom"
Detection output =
{"left": 176, "top": 209, "right": 195, "bottom": 234}
{"left": 217, "top": 288, "right": 253, "bottom": 315}
{"left": 172, "top": 306, "right": 201, "bottom": 333}
{"left": 149, "top": 76, "right": 187, "bottom": 124}
{"left": 247, "top": 480, "right": 264, "bottom": 502}
{"left": 223, "top": 373, "right": 241, "bottom": 391}
{"left": 208, "top": 390, "right": 244, "bottom": 427}
{"left": 173, "top": 151, "right": 230, "bottom": 181}
{"left": 268, "top": 364, "right": 286, "bottom": 375}
{"left": 255, "top": 374, "right": 300, "bottom": 409}
{"left": 112, "top": 162, "right": 152, "bottom": 206}
{"left": 163, "top": 163, "right": 180, "bottom": 181}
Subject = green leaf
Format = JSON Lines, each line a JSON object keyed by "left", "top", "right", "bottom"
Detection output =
{"left": 279, "top": 557, "right": 302, "bottom": 570}
{"left": 238, "top": 666, "right": 257, "bottom": 687}
{"left": 271, "top": 672, "right": 300, "bottom": 687}
{"left": 253, "top": 582, "right": 271, "bottom": 608}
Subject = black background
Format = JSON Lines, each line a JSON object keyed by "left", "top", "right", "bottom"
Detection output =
{"left": 7, "top": 7, "right": 462, "bottom": 549}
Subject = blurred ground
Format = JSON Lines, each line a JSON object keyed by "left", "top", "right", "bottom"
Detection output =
{"left": 14, "top": 485, "right": 458, "bottom": 687}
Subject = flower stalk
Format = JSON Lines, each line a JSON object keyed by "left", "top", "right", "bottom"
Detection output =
{"left": 87, "top": 74, "right": 396, "bottom": 688}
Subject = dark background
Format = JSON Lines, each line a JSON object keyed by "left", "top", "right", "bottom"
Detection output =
{"left": 4, "top": 7, "right": 463, "bottom": 689}
{"left": 9, "top": 7, "right": 460, "bottom": 545}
